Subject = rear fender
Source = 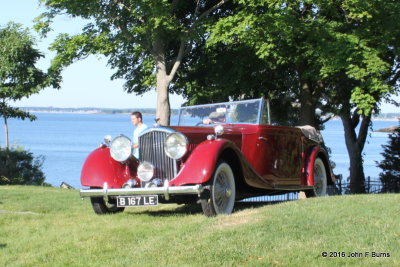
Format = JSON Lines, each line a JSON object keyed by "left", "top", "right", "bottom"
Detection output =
{"left": 305, "top": 146, "right": 333, "bottom": 186}
{"left": 80, "top": 147, "right": 138, "bottom": 188}
{"left": 169, "top": 139, "right": 236, "bottom": 186}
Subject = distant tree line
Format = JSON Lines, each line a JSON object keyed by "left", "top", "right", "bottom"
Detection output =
{"left": 18, "top": 107, "right": 180, "bottom": 116}
{"left": 373, "top": 113, "right": 400, "bottom": 120}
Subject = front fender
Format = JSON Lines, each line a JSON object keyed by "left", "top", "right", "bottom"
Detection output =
{"left": 169, "top": 139, "right": 235, "bottom": 186}
{"left": 81, "top": 147, "right": 138, "bottom": 188}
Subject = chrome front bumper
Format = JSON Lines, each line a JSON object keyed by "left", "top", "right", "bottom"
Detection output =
{"left": 80, "top": 182, "right": 204, "bottom": 201}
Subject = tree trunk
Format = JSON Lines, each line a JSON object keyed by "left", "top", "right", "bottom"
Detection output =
{"left": 299, "top": 80, "right": 317, "bottom": 127}
{"left": 341, "top": 113, "right": 371, "bottom": 194}
{"left": 153, "top": 38, "right": 171, "bottom": 126}
{"left": 155, "top": 72, "right": 171, "bottom": 126}
{"left": 4, "top": 116, "right": 9, "bottom": 150}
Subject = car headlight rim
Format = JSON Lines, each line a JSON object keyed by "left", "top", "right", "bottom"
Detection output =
{"left": 164, "top": 132, "right": 188, "bottom": 160}
{"left": 110, "top": 135, "right": 132, "bottom": 162}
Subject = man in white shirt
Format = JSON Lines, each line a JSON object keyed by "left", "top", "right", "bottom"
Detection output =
{"left": 131, "top": 111, "right": 148, "bottom": 159}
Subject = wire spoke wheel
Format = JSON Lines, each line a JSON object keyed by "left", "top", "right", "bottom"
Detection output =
{"left": 306, "top": 158, "right": 327, "bottom": 197}
{"left": 201, "top": 161, "right": 236, "bottom": 216}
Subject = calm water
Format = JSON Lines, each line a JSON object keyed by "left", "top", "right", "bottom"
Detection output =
{"left": 0, "top": 113, "right": 397, "bottom": 188}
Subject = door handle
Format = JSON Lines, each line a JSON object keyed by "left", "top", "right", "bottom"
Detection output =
{"left": 258, "top": 137, "right": 268, "bottom": 142}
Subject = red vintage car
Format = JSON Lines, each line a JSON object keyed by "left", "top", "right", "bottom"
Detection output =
{"left": 80, "top": 98, "right": 334, "bottom": 216}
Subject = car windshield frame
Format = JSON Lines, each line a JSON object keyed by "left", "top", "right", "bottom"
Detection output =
{"left": 176, "top": 98, "right": 270, "bottom": 126}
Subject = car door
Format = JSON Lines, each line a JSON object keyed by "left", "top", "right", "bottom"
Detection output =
{"left": 256, "top": 126, "right": 302, "bottom": 186}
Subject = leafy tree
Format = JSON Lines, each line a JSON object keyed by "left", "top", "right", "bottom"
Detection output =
{"left": 0, "top": 146, "right": 48, "bottom": 186}
{"left": 0, "top": 22, "right": 50, "bottom": 149}
{"left": 35, "top": 0, "right": 235, "bottom": 126}
{"left": 377, "top": 121, "right": 400, "bottom": 193}
{"left": 176, "top": 43, "right": 300, "bottom": 124}
{"left": 206, "top": 0, "right": 400, "bottom": 193}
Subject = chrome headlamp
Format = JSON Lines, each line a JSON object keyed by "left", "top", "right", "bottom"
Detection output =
{"left": 110, "top": 135, "right": 132, "bottom": 162}
{"left": 137, "top": 161, "right": 154, "bottom": 182}
{"left": 164, "top": 132, "right": 188, "bottom": 160}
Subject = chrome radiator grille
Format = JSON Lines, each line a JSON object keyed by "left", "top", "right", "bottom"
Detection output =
{"left": 139, "top": 129, "right": 177, "bottom": 181}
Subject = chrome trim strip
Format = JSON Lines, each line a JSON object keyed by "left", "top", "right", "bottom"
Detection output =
{"left": 267, "top": 99, "right": 271, "bottom": 125}
{"left": 273, "top": 185, "right": 314, "bottom": 190}
{"left": 256, "top": 98, "right": 264, "bottom": 125}
{"left": 177, "top": 108, "right": 182, "bottom": 126}
{"left": 164, "top": 180, "right": 170, "bottom": 200}
{"left": 140, "top": 126, "right": 177, "bottom": 137}
{"left": 80, "top": 184, "right": 203, "bottom": 198}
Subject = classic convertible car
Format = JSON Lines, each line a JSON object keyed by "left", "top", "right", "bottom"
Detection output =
{"left": 80, "top": 98, "right": 334, "bottom": 216}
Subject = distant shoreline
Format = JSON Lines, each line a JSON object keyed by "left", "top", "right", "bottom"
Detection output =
{"left": 18, "top": 107, "right": 399, "bottom": 120}
{"left": 29, "top": 110, "right": 136, "bottom": 115}
{"left": 19, "top": 108, "right": 176, "bottom": 116}
{"left": 330, "top": 117, "right": 399, "bottom": 122}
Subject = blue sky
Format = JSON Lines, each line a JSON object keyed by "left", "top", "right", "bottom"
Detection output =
{"left": 1, "top": 1, "right": 399, "bottom": 112}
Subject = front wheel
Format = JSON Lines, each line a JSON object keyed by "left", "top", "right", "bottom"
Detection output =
{"left": 201, "top": 161, "right": 236, "bottom": 216}
{"left": 305, "top": 158, "right": 327, "bottom": 197}
{"left": 90, "top": 188, "right": 125, "bottom": 214}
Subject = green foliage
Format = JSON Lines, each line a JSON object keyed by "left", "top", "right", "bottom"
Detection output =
{"left": 36, "top": 0, "right": 237, "bottom": 125}
{"left": 377, "top": 120, "right": 400, "bottom": 193}
{"left": 0, "top": 187, "right": 399, "bottom": 266}
{"left": 207, "top": 0, "right": 400, "bottom": 116}
{"left": 178, "top": 45, "right": 268, "bottom": 103}
{"left": 0, "top": 147, "right": 48, "bottom": 186}
{"left": 35, "top": 0, "right": 236, "bottom": 95}
{"left": 0, "top": 22, "right": 50, "bottom": 100}
{"left": 0, "top": 22, "right": 56, "bottom": 147}
{"left": 202, "top": 0, "right": 400, "bottom": 191}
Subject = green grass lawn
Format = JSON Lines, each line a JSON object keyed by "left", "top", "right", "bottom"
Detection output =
{"left": 0, "top": 186, "right": 398, "bottom": 266}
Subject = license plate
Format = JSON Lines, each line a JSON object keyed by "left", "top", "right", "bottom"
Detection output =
{"left": 117, "top": 195, "right": 158, "bottom": 207}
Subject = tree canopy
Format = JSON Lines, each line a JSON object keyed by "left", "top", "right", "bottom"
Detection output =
{"left": 35, "top": 0, "right": 235, "bottom": 125}
{"left": 208, "top": 0, "right": 399, "bottom": 119}
{"left": 0, "top": 22, "right": 51, "bottom": 148}
{"left": 203, "top": 0, "right": 400, "bottom": 192}
{"left": 377, "top": 121, "right": 400, "bottom": 193}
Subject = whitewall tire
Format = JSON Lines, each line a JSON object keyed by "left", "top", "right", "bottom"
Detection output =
{"left": 306, "top": 158, "right": 327, "bottom": 197}
{"left": 201, "top": 161, "right": 236, "bottom": 216}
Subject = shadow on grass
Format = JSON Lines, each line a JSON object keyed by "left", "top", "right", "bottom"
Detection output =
{"left": 235, "top": 201, "right": 288, "bottom": 212}
{"left": 127, "top": 204, "right": 203, "bottom": 217}
{"left": 126, "top": 201, "right": 288, "bottom": 217}
{"left": 0, "top": 244, "right": 6, "bottom": 248}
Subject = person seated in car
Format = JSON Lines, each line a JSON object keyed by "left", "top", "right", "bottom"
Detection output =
{"left": 203, "top": 111, "right": 226, "bottom": 124}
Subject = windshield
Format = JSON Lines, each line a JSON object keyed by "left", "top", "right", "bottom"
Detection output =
{"left": 177, "top": 98, "right": 269, "bottom": 126}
